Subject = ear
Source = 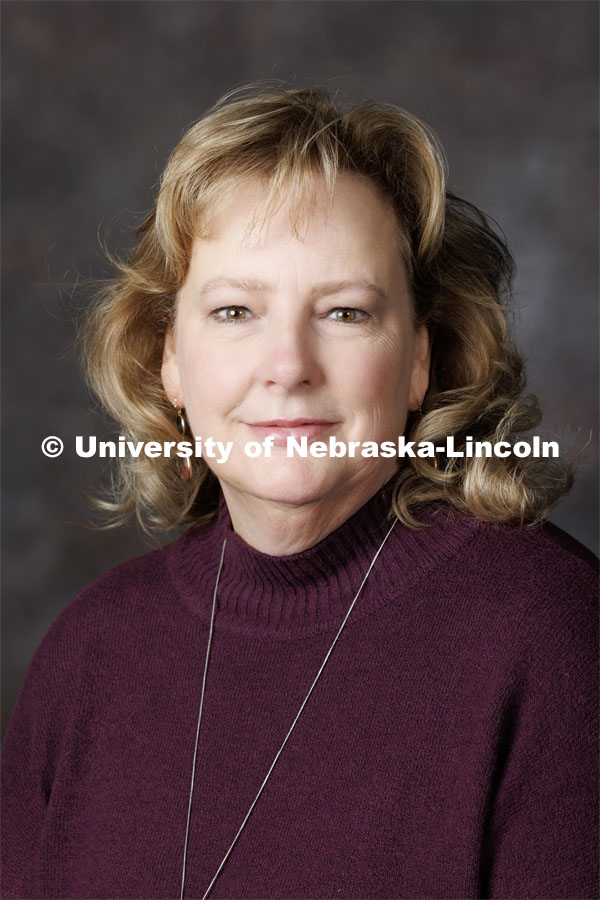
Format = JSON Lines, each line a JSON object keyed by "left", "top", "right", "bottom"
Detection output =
{"left": 161, "top": 328, "right": 183, "bottom": 407}
{"left": 408, "top": 324, "right": 431, "bottom": 412}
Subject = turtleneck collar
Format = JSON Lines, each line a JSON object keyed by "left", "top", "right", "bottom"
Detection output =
{"left": 168, "top": 485, "right": 479, "bottom": 639}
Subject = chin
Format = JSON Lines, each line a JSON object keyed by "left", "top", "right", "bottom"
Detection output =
{"left": 231, "top": 460, "right": 345, "bottom": 508}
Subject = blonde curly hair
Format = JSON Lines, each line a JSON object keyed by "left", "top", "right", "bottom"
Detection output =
{"left": 80, "top": 84, "right": 572, "bottom": 534}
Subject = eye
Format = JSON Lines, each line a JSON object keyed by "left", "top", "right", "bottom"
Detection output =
{"left": 327, "top": 307, "right": 367, "bottom": 323}
{"left": 211, "top": 306, "right": 252, "bottom": 323}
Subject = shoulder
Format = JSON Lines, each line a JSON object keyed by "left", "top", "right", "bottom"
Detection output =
{"left": 28, "top": 532, "right": 198, "bottom": 678}
{"left": 52, "top": 541, "right": 173, "bottom": 629}
{"left": 391, "top": 504, "right": 597, "bottom": 657}
{"left": 424, "top": 508, "right": 598, "bottom": 666}
{"left": 421, "top": 504, "right": 598, "bottom": 591}
{"left": 34, "top": 514, "right": 225, "bottom": 662}
{"left": 392, "top": 509, "right": 598, "bottom": 744}
{"left": 4, "top": 524, "right": 224, "bottom": 759}
{"left": 397, "top": 503, "right": 597, "bottom": 590}
{"left": 461, "top": 514, "right": 598, "bottom": 609}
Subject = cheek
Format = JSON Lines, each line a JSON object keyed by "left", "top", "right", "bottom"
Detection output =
{"left": 177, "top": 342, "right": 247, "bottom": 423}
{"left": 337, "top": 343, "right": 413, "bottom": 411}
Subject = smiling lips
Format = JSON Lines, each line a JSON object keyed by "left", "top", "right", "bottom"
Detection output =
{"left": 244, "top": 419, "right": 337, "bottom": 446}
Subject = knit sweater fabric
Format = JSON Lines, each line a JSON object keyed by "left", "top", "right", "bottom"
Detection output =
{"left": 1, "top": 488, "right": 598, "bottom": 899}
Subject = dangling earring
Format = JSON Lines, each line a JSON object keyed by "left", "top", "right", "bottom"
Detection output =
{"left": 175, "top": 405, "right": 192, "bottom": 481}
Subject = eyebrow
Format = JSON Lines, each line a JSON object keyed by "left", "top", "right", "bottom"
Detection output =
{"left": 197, "top": 277, "right": 388, "bottom": 301}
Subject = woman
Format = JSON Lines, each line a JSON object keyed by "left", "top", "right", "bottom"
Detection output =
{"left": 2, "top": 86, "right": 597, "bottom": 899}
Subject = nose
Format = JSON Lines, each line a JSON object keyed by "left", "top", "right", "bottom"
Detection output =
{"left": 256, "top": 316, "right": 323, "bottom": 392}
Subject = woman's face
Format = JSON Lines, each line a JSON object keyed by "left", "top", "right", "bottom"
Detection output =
{"left": 162, "top": 174, "right": 430, "bottom": 523}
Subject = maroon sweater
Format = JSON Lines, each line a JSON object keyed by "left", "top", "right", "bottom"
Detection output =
{"left": 1, "top": 489, "right": 598, "bottom": 899}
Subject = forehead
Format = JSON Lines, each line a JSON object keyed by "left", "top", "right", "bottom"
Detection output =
{"left": 189, "top": 173, "right": 408, "bottom": 290}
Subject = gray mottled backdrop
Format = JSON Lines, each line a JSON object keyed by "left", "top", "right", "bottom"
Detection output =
{"left": 2, "top": 0, "right": 598, "bottom": 735}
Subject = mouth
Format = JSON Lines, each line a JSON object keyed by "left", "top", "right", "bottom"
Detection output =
{"left": 243, "top": 419, "right": 338, "bottom": 446}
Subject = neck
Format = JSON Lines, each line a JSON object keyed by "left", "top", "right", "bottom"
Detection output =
{"left": 220, "top": 475, "right": 396, "bottom": 556}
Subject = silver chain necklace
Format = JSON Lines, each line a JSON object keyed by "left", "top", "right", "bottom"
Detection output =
{"left": 180, "top": 516, "right": 398, "bottom": 900}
